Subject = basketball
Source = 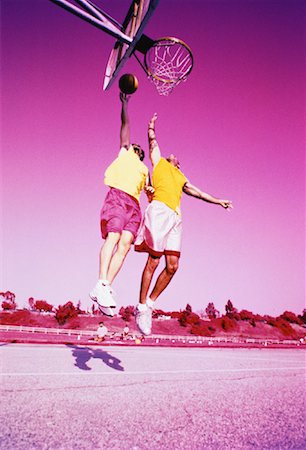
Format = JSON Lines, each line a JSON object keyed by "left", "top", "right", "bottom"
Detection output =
{"left": 119, "top": 73, "right": 139, "bottom": 94}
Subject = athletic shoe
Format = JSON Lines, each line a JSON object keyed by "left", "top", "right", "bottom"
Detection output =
{"left": 135, "top": 304, "right": 153, "bottom": 336}
{"left": 96, "top": 304, "right": 115, "bottom": 318}
{"left": 145, "top": 301, "right": 154, "bottom": 332}
{"left": 89, "top": 280, "right": 116, "bottom": 308}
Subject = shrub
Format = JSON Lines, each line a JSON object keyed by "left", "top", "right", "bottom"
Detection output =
{"left": 63, "top": 317, "right": 81, "bottom": 329}
{"left": 55, "top": 301, "right": 78, "bottom": 325}
{"left": 153, "top": 309, "right": 171, "bottom": 318}
{"left": 178, "top": 311, "right": 188, "bottom": 327}
{"left": 267, "top": 318, "right": 277, "bottom": 327}
{"left": 2, "top": 301, "right": 15, "bottom": 311}
{"left": 239, "top": 310, "right": 255, "bottom": 321}
{"left": 0, "top": 310, "right": 33, "bottom": 325}
{"left": 178, "top": 311, "right": 200, "bottom": 327}
{"left": 280, "top": 311, "right": 302, "bottom": 325}
{"left": 221, "top": 316, "right": 237, "bottom": 332}
{"left": 253, "top": 314, "right": 265, "bottom": 322}
{"left": 190, "top": 321, "right": 216, "bottom": 337}
{"left": 34, "top": 300, "right": 53, "bottom": 312}
{"left": 276, "top": 319, "right": 296, "bottom": 337}
{"left": 298, "top": 309, "right": 306, "bottom": 324}
{"left": 119, "top": 305, "right": 135, "bottom": 322}
{"left": 170, "top": 311, "right": 181, "bottom": 319}
{"left": 267, "top": 317, "right": 297, "bottom": 338}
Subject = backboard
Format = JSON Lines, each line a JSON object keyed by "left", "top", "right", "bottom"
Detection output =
{"left": 103, "top": 0, "right": 159, "bottom": 91}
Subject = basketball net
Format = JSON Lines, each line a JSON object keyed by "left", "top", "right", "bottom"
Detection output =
{"left": 144, "top": 37, "right": 194, "bottom": 95}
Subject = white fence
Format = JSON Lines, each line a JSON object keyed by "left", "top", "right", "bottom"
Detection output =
{"left": 0, "top": 324, "right": 303, "bottom": 346}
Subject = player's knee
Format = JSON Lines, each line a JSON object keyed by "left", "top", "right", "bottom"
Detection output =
{"left": 148, "top": 256, "right": 160, "bottom": 271}
{"left": 117, "top": 240, "right": 132, "bottom": 256}
{"left": 166, "top": 260, "right": 179, "bottom": 275}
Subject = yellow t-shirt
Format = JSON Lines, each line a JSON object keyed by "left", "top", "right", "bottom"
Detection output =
{"left": 104, "top": 146, "right": 148, "bottom": 201}
{"left": 152, "top": 157, "right": 187, "bottom": 212}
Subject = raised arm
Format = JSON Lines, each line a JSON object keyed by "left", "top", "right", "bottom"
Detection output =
{"left": 120, "top": 92, "right": 130, "bottom": 149}
{"left": 183, "top": 182, "right": 233, "bottom": 209}
{"left": 148, "top": 113, "right": 161, "bottom": 166}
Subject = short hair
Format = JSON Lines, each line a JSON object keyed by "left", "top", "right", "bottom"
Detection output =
{"left": 132, "top": 143, "right": 145, "bottom": 161}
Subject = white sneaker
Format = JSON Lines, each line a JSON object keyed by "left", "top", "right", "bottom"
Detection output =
{"left": 135, "top": 304, "right": 153, "bottom": 336}
{"left": 89, "top": 280, "right": 116, "bottom": 308}
{"left": 97, "top": 305, "right": 115, "bottom": 317}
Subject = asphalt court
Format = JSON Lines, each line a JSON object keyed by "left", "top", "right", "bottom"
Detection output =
{"left": 1, "top": 344, "right": 305, "bottom": 449}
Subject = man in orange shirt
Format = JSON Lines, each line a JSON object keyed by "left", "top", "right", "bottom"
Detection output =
{"left": 90, "top": 94, "right": 153, "bottom": 316}
{"left": 134, "top": 113, "right": 233, "bottom": 335}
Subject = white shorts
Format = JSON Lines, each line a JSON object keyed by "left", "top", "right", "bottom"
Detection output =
{"left": 134, "top": 200, "right": 182, "bottom": 257}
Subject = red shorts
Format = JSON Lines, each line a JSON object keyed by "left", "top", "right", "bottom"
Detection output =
{"left": 100, "top": 188, "right": 141, "bottom": 241}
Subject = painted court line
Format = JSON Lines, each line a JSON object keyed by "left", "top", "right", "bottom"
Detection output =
{"left": 1, "top": 366, "right": 304, "bottom": 377}
{"left": 110, "top": 349, "right": 305, "bottom": 364}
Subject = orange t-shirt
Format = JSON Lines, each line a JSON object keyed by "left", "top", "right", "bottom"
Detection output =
{"left": 152, "top": 158, "right": 187, "bottom": 212}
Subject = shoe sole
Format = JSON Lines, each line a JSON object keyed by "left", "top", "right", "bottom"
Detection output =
{"left": 89, "top": 294, "right": 116, "bottom": 308}
{"left": 98, "top": 305, "right": 115, "bottom": 317}
{"left": 90, "top": 297, "right": 115, "bottom": 317}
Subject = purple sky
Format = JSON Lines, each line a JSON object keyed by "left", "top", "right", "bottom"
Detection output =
{"left": 1, "top": 0, "right": 305, "bottom": 315}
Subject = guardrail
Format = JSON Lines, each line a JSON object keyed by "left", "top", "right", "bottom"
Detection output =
{"left": 0, "top": 324, "right": 303, "bottom": 346}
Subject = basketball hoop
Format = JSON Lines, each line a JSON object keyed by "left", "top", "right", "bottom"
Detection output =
{"left": 49, "top": 1, "right": 194, "bottom": 95}
{"left": 143, "top": 37, "right": 194, "bottom": 95}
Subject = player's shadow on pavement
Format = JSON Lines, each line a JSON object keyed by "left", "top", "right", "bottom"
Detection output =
{"left": 67, "top": 345, "right": 124, "bottom": 372}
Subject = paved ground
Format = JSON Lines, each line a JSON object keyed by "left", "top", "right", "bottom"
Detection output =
{"left": 1, "top": 344, "right": 305, "bottom": 450}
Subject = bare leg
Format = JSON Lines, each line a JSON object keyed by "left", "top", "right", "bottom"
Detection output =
{"left": 107, "top": 230, "right": 134, "bottom": 284}
{"left": 149, "top": 254, "right": 179, "bottom": 301}
{"left": 99, "top": 232, "right": 121, "bottom": 280}
{"left": 139, "top": 255, "right": 160, "bottom": 304}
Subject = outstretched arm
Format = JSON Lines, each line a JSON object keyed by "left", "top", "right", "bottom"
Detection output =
{"left": 183, "top": 182, "right": 233, "bottom": 209}
{"left": 148, "top": 113, "right": 161, "bottom": 166}
{"left": 120, "top": 92, "right": 130, "bottom": 149}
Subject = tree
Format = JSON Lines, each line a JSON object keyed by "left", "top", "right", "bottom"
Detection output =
{"left": 225, "top": 300, "right": 240, "bottom": 320}
{"left": 205, "top": 302, "right": 219, "bottom": 319}
{"left": 185, "top": 303, "right": 192, "bottom": 313}
{"left": 298, "top": 309, "right": 306, "bottom": 324}
{"left": 55, "top": 301, "right": 78, "bottom": 325}
{"left": 28, "top": 297, "right": 35, "bottom": 310}
{"left": 34, "top": 300, "right": 53, "bottom": 313}
{"left": 1, "top": 291, "right": 17, "bottom": 310}
{"left": 119, "top": 305, "right": 135, "bottom": 322}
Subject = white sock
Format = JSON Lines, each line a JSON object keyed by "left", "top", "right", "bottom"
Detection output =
{"left": 99, "top": 279, "right": 109, "bottom": 286}
{"left": 137, "top": 303, "right": 147, "bottom": 311}
{"left": 146, "top": 297, "right": 155, "bottom": 309}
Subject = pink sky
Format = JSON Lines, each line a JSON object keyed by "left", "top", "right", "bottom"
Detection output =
{"left": 1, "top": 0, "right": 305, "bottom": 316}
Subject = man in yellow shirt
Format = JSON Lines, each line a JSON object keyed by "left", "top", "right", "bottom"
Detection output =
{"left": 134, "top": 113, "right": 233, "bottom": 335}
{"left": 90, "top": 94, "right": 153, "bottom": 316}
